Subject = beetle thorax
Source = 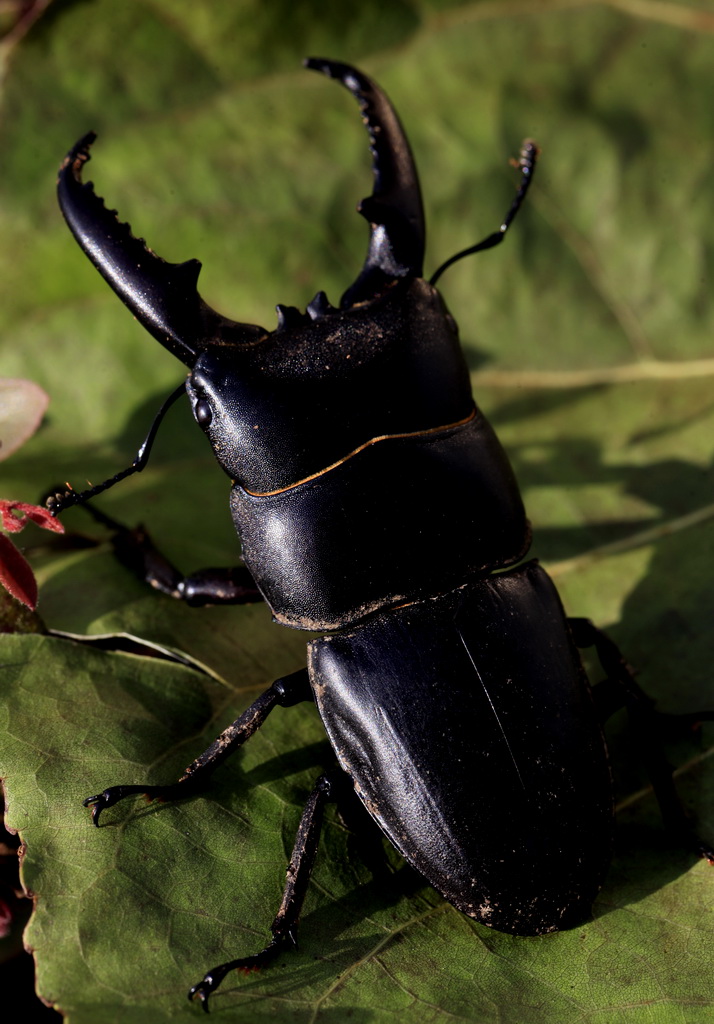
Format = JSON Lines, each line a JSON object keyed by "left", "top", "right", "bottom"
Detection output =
{"left": 187, "top": 277, "right": 473, "bottom": 494}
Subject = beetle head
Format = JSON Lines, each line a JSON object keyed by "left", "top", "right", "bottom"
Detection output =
{"left": 56, "top": 59, "right": 426, "bottom": 370}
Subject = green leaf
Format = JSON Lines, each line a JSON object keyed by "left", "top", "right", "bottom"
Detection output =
{"left": 1, "top": 1, "right": 713, "bottom": 1021}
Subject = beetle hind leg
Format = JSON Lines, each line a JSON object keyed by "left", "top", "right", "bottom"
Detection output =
{"left": 571, "top": 617, "right": 714, "bottom": 862}
{"left": 188, "top": 771, "right": 337, "bottom": 1013}
{"left": 84, "top": 668, "right": 312, "bottom": 826}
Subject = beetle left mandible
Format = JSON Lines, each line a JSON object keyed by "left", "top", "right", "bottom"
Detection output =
{"left": 48, "top": 58, "right": 713, "bottom": 1012}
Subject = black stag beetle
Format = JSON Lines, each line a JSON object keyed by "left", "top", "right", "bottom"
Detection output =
{"left": 48, "top": 58, "right": 713, "bottom": 1010}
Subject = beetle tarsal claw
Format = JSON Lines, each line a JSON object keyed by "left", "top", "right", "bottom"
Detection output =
{"left": 82, "top": 788, "right": 127, "bottom": 826}
{"left": 82, "top": 791, "right": 110, "bottom": 826}
{"left": 694, "top": 838, "right": 714, "bottom": 864}
{"left": 82, "top": 783, "right": 168, "bottom": 825}
{"left": 187, "top": 980, "right": 212, "bottom": 1013}
{"left": 187, "top": 941, "right": 283, "bottom": 1010}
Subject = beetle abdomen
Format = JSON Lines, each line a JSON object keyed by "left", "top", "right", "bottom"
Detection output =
{"left": 308, "top": 561, "right": 613, "bottom": 934}
{"left": 231, "top": 409, "right": 529, "bottom": 631}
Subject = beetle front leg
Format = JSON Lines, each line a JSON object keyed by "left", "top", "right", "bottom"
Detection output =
{"left": 79, "top": 502, "right": 263, "bottom": 606}
{"left": 44, "top": 383, "right": 264, "bottom": 606}
{"left": 570, "top": 617, "right": 714, "bottom": 861}
{"left": 84, "top": 668, "right": 312, "bottom": 825}
{"left": 188, "top": 771, "right": 337, "bottom": 1013}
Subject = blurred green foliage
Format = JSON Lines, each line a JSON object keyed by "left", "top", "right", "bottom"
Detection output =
{"left": 1, "top": 1, "right": 713, "bottom": 1021}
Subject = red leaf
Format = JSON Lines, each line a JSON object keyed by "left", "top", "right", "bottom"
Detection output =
{"left": 0, "top": 895, "right": 12, "bottom": 939}
{"left": 0, "top": 534, "right": 38, "bottom": 609}
{"left": 0, "top": 500, "right": 65, "bottom": 535}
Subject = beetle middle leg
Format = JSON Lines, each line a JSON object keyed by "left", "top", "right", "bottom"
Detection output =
{"left": 84, "top": 667, "right": 312, "bottom": 824}
{"left": 188, "top": 770, "right": 338, "bottom": 1013}
{"left": 570, "top": 617, "right": 714, "bottom": 861}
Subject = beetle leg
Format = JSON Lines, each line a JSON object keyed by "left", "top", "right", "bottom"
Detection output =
{"left": 89, "top": 503, "right": 263, "bottom": 605}
{"left": 50, "top": 498, "right": 262, "bottom": 605}
{"left": 188, "top": 771, "right": 336, "bottom": 1013}
{"left": 570, "top": 617, "right": 714, "bottom": 862}
{"left": 83, "top": 668, "right": 312, "bottom": 825}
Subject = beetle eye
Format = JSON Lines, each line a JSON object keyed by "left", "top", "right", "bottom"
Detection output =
{"left": 194, "top": 398, "right": 213, "bottom": 428}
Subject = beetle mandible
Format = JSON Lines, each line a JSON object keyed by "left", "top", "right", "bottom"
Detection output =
{"left": 48, "top": 58, "right": 713, "bottom": 1011}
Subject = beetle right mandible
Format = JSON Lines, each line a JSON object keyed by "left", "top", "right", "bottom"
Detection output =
{"left": 48, "top": 58, "right": 713, "bottom": 1011}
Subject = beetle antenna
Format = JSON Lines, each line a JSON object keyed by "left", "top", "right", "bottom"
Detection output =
{"left": 46, "top": 381, "right": 187, "bottom": 516}
{"left": 429, "top": 140, "right": 538, "bottom": 287}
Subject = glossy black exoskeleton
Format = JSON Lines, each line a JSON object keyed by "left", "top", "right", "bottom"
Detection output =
{"left": 48, "top": 59, "right": 713, "bottom": 1011}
